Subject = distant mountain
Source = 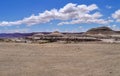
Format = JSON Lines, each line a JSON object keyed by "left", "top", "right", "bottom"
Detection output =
{"left": 0, "top": 33, "right": 34, "bottom": 38}
{"left": 0, "top": 32, "right": 55, "bottom": 38}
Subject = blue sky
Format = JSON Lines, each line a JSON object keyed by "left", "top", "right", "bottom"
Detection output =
{"left": 0, "top": 0, "right": 120, "bottom": 33}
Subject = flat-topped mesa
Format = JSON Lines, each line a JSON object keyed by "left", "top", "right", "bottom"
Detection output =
{"left": 85, "top": 26, "right": 116, "bottom": 35}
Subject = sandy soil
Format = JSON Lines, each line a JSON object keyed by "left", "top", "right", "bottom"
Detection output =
{"left": 0, "top": 42, "right": 120, "bottom": 76}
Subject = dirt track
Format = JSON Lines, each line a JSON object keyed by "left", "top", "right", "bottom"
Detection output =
{"left": 0, "top": 42, "right": 120, "bottom": 76}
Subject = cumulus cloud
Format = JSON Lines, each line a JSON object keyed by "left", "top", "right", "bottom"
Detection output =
{"left": 58, "top": 12, "right": 112, "bottom": 25}
{"left": 112, "top": 10, "right": 120, "bottom": 22}
{"left": 0, "top": 3, "right": 111, "bottom": 26}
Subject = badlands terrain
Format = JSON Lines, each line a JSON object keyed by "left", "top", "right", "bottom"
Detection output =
{"left": 0, "top": 42, "right": 120, "bottom": 76}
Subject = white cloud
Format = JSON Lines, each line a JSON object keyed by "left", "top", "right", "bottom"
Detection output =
{"left": 112, "top": 10, "right": 120, "bottom": 22}
{"left": 0, "top": 28, "right": 29, "bottom": 33}
{"left": 111, "top": 25, "right": 120, "bottom": 31}
{"left": 107, "top": 25, "right": 120, "bottom": 31}
{"left": 0, "top": 3, "right": 111, "bottom": 26}
{"left": 1, "top": 26, "right": 25, "bottom": 33}
{"left": 58, "top": 12, "right": 113, "bottom": 25}
{"left": 106, "top": 5, "right": 112, "bottom": 9}
{"left": 0, "top": 21, "right": 23, "bottom": 26}
{"left": 78, "top": 26, "right": 86, "bottom": 32}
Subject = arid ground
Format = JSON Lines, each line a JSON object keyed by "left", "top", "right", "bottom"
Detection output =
{"left": 0, "top": 42, "right": 120, "bottom": 76}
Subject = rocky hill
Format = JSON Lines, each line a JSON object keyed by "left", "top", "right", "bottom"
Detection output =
{"left": 85, "top": 26, "right": 117, "bottom": 35}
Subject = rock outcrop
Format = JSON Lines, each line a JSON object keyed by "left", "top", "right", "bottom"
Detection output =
{"left": 85, "top": 26, "right": 117, "bottom": 35}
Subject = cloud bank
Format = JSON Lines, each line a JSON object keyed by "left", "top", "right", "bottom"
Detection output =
{"left": 0, "top": 3, "right": 112, "bottom": 26}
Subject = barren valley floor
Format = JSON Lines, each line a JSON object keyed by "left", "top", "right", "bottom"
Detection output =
{"left": 0, "top": 42, "right": 120, "bottom": 76}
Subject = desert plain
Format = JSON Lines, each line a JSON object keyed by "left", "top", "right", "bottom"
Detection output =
{"left": 0, "top": 42, "right": 120, "bottom": 76}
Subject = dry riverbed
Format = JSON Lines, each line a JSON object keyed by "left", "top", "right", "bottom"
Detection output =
{"left": 0, "top": 42, "right": 120, "bottom": 76}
